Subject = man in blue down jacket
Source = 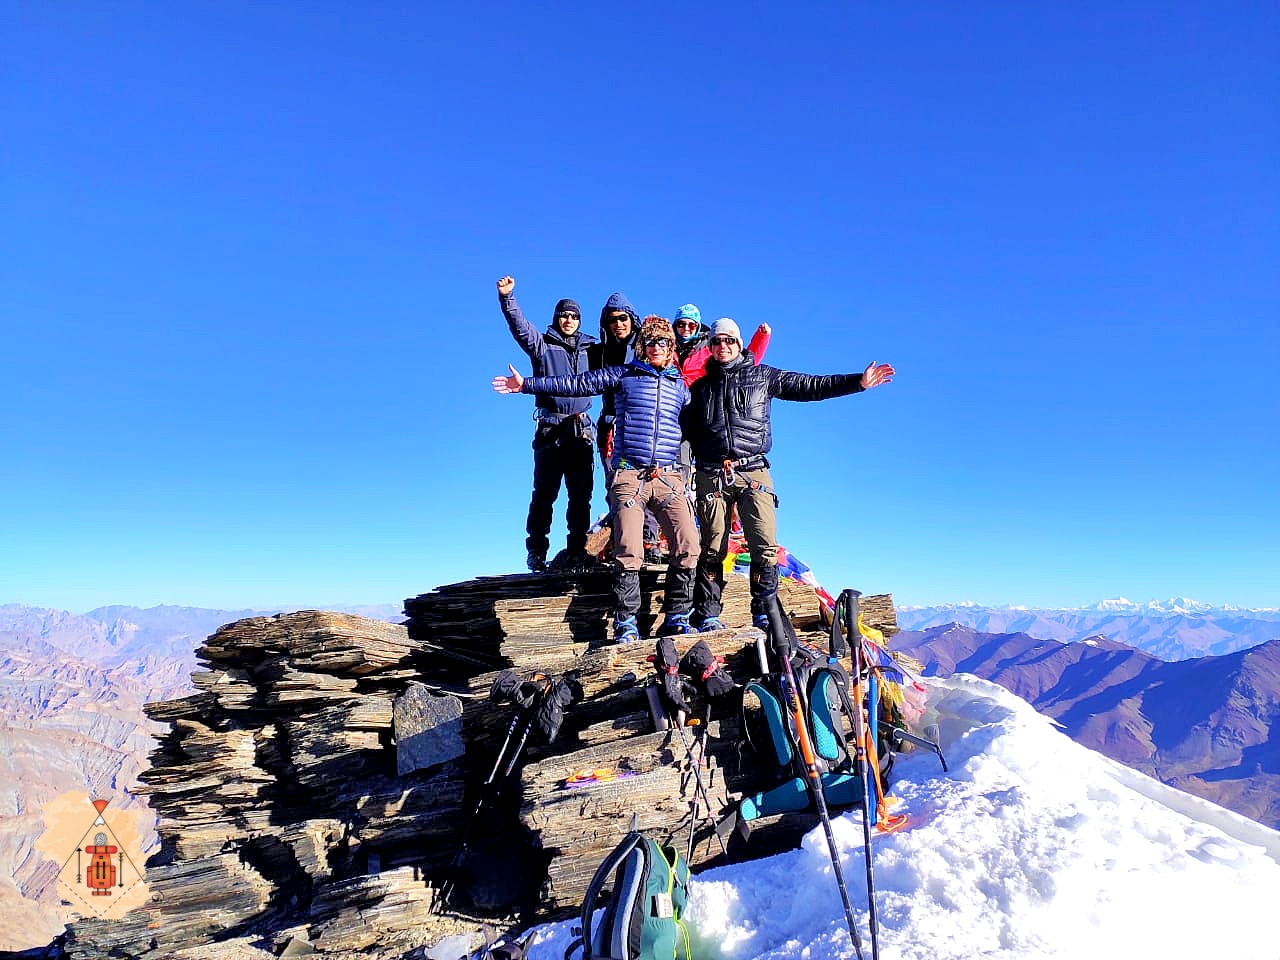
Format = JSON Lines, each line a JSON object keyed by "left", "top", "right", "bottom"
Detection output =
{"left": 494, "top": 317, "right": 699, "bottom": 643}
{"left": 683, "top": 318, "right": 896, "bottom": 632}
{"left": 497, "top": 275, "right": 597, "bottom": 573}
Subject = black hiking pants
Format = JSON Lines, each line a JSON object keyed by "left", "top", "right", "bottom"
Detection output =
{"left": 527, "top": 417, "right": 595, "bottom": 557}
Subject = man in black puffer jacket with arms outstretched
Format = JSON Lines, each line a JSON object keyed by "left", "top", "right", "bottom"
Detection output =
{"left": 684, "top": 318, "right": 895, "bottom": 632}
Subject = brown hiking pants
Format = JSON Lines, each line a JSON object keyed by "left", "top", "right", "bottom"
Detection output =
{"left": 609, "top": 468, "right": 699, "bottom": 572}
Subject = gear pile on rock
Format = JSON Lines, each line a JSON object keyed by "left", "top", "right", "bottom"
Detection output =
{"left": 50, "top": 568, "right": 898, "bottom": 960}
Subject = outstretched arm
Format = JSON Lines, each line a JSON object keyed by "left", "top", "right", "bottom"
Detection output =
{"left": 497, "top": 275, "right": 545, "bottom": 360}
{"left": 768, "top": 360, "right": 894, "bottom": 401}
{"left": 519, "top": 366, "right": 624, "bottom": 398}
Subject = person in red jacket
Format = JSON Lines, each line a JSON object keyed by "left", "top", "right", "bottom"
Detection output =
{"left": 672, "top": 304, "right": 771, "bottom": 386}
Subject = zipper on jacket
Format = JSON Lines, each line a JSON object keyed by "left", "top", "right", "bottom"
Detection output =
{"left": 651, "top": 371, "right": 663, "bottom": 464}
{"left": 722, "top": 368, "right": 736, "bottom": 460}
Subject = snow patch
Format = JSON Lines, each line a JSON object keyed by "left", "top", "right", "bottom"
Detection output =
{"left": 520, "top": 676, "right": 1280, "bottom": 960}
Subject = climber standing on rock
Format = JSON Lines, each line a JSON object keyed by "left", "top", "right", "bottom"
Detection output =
{"left": 494, "top": 317, "right": 699, "bottom": 643}
{"left": 683, "top": 318, "right": 896, "bottom": 632}
{"left": 497, "top": 276, "right": 597, "bottom": 574}
{"left": 589, "top": 292, "right": 661, "bottom": 564}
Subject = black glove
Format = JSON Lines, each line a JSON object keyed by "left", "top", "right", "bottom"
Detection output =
{"left": 680, "top": 640, "right": 735, "bottom": 699}
{"left": 654, "top": 637, "right": 689, "bottom": 714}
{"left": 489, "top": 669, "right": 521, "bottom": 704}
{"left": 534, "top": 677, "right": 583, "bottom": 743}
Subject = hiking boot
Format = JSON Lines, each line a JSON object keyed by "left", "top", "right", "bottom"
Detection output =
{"left": 613, "top": 616, "right": 641, "bottom": 644}
{"left": 752, "top": 614, "right": 770, "bottom": 631}
{"left": 656, "top": 612, "right": 694, "bottom": 636}
{"left": 526, "top": 549, "right": 548, "bottom": 574}
{"left": 698, "top": 617, "right": 725, "bottom": 633}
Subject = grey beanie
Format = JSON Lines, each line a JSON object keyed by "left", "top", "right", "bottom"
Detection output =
{"left": 712, "top": 317, "right": 741, "bottom": 343}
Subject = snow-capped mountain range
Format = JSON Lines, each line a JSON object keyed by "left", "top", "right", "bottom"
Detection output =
{"left": 895, "top": 598, "right": 1280, "bottom": 660}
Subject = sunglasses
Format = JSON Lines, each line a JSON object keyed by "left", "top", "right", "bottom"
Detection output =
{"left": 607, "top": 313, "right": 631, "bottom": 324}
{"left": 709, "top": 336, "right": 739, "bottom": 347}
{"left": 674, "top": 319, "right": 698, "bottom": 328}
{"left": 556, "top": 312, "right": 580, "bottom": 321}
{"left": 643, "top": 337, "right": 674, "bottom": 349}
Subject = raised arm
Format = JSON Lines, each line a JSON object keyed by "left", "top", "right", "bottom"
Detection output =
{"left": 747, "top": 323, "right": 771, "bottom": 364}
{"left": 496, "top": 275, "right": 545, "bottom": 360}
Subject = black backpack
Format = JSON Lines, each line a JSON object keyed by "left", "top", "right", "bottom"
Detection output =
{"left": 564, "top": 829, "right": 691, "bottom": 960}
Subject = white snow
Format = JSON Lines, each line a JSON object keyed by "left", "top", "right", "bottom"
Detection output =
{"left": 520, "top": 675, "right": 1280, "bottom": 960}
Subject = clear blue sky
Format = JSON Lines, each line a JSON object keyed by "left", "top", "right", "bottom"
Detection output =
{"left": 3, "top": 2, "right": 1277, "bottom": 612}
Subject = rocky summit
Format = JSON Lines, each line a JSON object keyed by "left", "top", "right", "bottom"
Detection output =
{"left": 45, "top": 568, "right": 895, "bottom": 960}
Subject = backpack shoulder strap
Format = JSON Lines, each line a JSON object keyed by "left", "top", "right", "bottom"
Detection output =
{"left": 575, "top": 830, "right": 644, "bottom": 960}
{"left": 743, "top": 678, "right": 793, "bottom": 769}
{"left": 807, "top": 664, "right": 851, "bottom": 768}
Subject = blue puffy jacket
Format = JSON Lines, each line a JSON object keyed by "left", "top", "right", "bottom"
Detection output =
{"left": 501, "top": 291, "right": 597, "bottom": 420}
{"left": 523, "top": 360, "right": 688, "bottom": 468}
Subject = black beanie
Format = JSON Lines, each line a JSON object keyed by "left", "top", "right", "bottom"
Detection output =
{"left": 554, "top": 298, "right": 581, "bottom": 319}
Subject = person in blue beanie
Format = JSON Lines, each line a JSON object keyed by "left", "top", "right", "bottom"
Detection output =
{"left": 497, "top": 275, "right": 597, "bottom": 573}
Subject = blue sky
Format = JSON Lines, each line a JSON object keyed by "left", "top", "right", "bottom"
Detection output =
{"left": 3, "top": 2, "right": 1277, "bottom": 612}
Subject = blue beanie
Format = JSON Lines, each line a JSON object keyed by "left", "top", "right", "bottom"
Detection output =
{"left": 674, "top": 304, "right": 701, "bottom": 325}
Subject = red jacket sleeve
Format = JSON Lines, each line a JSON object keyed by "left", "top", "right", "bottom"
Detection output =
{"left": 747, "top": 326, "right": 771, "bottom": 364}
{"left": 681, "top": 345, "right": 710, "bottom": 386}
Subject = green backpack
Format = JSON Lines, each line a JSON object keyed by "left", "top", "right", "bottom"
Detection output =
{"left": 565, "top": 829, "right": 692, "bottom": 960}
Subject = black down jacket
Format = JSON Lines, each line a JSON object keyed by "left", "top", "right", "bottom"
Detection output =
{"left": 684, "top": 352, "right": 865, "bottom": 467}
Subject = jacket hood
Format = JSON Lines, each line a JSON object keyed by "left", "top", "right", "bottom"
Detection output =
{"left": 598, "top": 292, "right": 641, "bottom": 344}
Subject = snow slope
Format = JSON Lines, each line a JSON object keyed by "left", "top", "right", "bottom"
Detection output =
{"left": 522, "top": 675, "right": 1280, "bottom": 960}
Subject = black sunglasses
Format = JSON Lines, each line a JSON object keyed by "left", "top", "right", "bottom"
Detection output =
{"left": 643, "top": 337, "right": 674, "bottom": 348}
{"left": 709, "top": 336, "right": 738, "bottom": 347}
{"left": 556, "top": 312, "right": 580, "bottom": 321}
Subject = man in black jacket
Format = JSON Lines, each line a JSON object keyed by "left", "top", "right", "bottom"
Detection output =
{"left": 498, "top": 275, "right": 597, "bottom": 573}
{"left": 684, "top": 318, "right": 895, "bottom": 631}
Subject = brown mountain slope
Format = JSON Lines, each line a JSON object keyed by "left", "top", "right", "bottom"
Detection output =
{"left": 895, "top": 626, "right": 1280, "bottom": 829}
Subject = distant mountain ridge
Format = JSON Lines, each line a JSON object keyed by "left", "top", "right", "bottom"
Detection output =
{"left": 0, "top": 601, "right": 404, "bottom": 950}
{"left": 893, "top": 624, "right": 1280, "bottom": 829}
{"left": 896, "top": 598, "right": 1280, "bottom": 660}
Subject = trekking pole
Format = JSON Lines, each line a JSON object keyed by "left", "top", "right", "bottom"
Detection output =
{"left": 648, "top": 675, "right": 728, "bottom": 861}
{"left": 838, "top": 589, "right": 881, "bottom": 960}
{"left": 436, "top": 696, "right": 540, "bottom": 910}
{"left": 670, "top": 708, "right": 728, "bottom": 860}
{"left": 764, "top": 594, "right": 866, "bottom": 960}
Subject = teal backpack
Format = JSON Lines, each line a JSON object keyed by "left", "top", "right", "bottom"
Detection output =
{"left": 737, "top": 651, "right": 864, "bottom": 821}
{"left": 564, "top": 828, "right": 691, "bottom": 960}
